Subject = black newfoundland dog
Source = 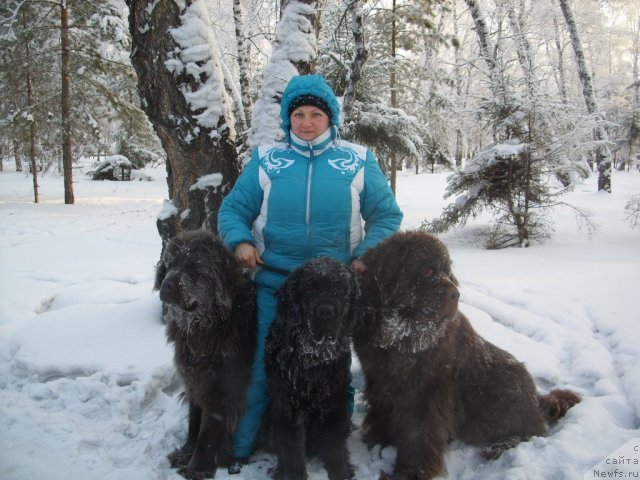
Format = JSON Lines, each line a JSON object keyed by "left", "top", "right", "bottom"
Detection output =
{"left": 354, "top": 231, "right": 580, "bottom": 480}
{"left": 265, "top": 257, "right": 359, "bottom": 480}
{"left": 154, "top": 230, "right": 256, "bottom": 479}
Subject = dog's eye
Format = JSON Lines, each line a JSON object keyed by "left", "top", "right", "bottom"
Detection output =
{"left": 423, "top": 268, "right": 434, "bottom": 278}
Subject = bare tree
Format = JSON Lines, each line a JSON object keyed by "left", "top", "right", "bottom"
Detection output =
{"left": 127, "top": 0, "right": 240, "bottom": 247}
{"left": 558, "top": 0, "right": 612, "bottom": 192}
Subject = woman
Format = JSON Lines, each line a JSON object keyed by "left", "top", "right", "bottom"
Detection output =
{"left": 217, "top": 74, "right": 403, "bottom": 472}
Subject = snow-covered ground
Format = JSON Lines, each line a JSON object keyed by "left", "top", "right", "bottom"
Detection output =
{"left": 1, "top": 163, "right": 639, "bottom": 480}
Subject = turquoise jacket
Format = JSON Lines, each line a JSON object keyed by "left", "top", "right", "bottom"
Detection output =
{"left": 218, "top": 75, "right": 402, "bottom": 287}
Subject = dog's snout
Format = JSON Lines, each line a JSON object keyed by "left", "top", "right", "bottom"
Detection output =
{"left": 316, "top": 303, "right": 336, "bottom": 320}
{"left": 447, "top": 284, "right": 460, "bottom": 303}
{"left": 310, "top": 302, "right": 340, "bottom": 341}
{"left": 438, "top": 282, "right": 459, "bottom": 319}
{"left": 159, "top": 274, "right": 180, "bottom": 304}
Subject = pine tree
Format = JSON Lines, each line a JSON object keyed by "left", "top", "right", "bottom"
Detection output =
{"left": 0, "top": 0, "right": 157, "bottom": 202}
{"left": 424, "top": 0, "right": 594, "bottom": 248}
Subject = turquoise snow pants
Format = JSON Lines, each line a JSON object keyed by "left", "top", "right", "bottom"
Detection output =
{"left": 232, "top": 275, "right": 355, "bottom": 458}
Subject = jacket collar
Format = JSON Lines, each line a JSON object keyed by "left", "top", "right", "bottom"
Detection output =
{"left": 289, "top": 128, "right": 335, "bottom": 157}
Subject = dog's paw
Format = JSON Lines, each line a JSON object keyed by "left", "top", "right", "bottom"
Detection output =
{"left": 228, "top": 457, "right": 248, "bottom": 475}
{"left": 268, "top": 463, "right": 283, "bottom": 480}
{"left": 379, "top": 471, "right": 412, "bottom": 480}
{"left": 167, "top": 447, "right": 192, "bottom": 468}
{"left": 326, "top": 461, "right": 354, "bottom": 480}
{"left": 177, "top": 466, "right": 216, "bottom": 480}
{"left": 481, "top": 437, "right": 522, "bottom": 460}
{"left": 540, "top": 389, "right": 581, "bottom": 422}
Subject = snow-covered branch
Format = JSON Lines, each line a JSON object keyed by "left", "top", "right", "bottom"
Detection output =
{"left": 248, "top": 0, "right": 318, "bottom": 148}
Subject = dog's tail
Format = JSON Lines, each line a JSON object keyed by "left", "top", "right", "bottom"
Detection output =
{"left": 538, "top": 389, "right": 581, "bottom": 424}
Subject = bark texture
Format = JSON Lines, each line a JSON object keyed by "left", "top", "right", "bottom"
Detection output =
{"left": 127, "top": 0, "right": 241, "bottom": 247}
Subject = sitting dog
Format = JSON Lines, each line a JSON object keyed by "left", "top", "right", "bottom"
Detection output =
{"left": 265, "top": 257, "right": 359, "bottom": 480}
{"left": 154, "top": 230, "right": 256, "bottom": 479}
{"left": 353, "top": 231, "right": 580, "bottom": 480}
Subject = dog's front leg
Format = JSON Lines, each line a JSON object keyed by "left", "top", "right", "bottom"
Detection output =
{"left": 392, "top": 399, "right": 452, "bottom": 480}
{"left": 314, "top": 407, "right": 353, "bottom": 480}
{"left": 168, "top": 402, "right": 201, "bottom": 468}
{"left": 271, "top": 409, "right": 307, "bottom": 480}
{"left": 180, "top": 408, "right": 226, "bottom": 479}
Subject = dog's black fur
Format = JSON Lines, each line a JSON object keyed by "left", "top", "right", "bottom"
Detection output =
{"left": 265, "top": 257, "right": 359, "bottom": 480}
{"left": 354, "top": 231, "right": 581, "bottom": 480}
{"left": 154, "top": 230, "right": 256, "bottom": 480}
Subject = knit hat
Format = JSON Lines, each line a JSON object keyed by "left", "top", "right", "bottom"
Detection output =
{"left": 280, "top": 75, "right": 341, "bottom": 140}
{"left": 287, "top": 94, "right": 332, "bottom": 119}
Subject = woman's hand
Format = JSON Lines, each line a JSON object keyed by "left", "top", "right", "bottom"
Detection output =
{"left": 234, "top": 243, "right": 263, "bottom": 268}
{"left": 351, "top": 258, "right": 367, "bottom": 274}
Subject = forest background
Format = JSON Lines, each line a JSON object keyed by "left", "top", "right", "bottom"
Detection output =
{"left": 2, "top": 0, "right": 640, "bottom": 249}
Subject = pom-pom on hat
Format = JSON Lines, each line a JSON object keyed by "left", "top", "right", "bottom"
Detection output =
{"left": 280, "top": 75, "right": 341, "bottom": 140}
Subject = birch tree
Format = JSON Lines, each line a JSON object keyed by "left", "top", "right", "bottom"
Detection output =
{"left": 233, "top": 0, "right": 252, "bottom": 132}
{"left": 558, "top": 0, "right": 613, "bottom": 192}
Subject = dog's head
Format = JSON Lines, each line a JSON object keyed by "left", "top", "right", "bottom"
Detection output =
{"left": 154, "top": 230, "right": 243, "bottom": 317}
{"left": 360, "top": 231, "right": 460, "bottom": 353}
{"left": 276, "top": 257, "right": 360, "bottom": 344}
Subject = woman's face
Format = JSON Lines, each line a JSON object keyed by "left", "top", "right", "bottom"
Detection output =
{"left": 290, "top": 106, "right": 331, "bottom": 141}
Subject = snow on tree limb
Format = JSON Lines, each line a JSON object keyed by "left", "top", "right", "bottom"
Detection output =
{"left": 248, "top": 0, "right": 318, "bottom": 148}
{"left": 166, "top": 0, "right": 236, "bottom": 141}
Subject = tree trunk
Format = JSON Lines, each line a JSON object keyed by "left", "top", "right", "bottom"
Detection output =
{"left": 628, "top": 13, "right": 640, "bottom": 168}
{"left": 389, "top": 0, "right": 397, "bottom": 194}
{"left": 558, "top": 0, "right": 612, "bottom": 192}
{"left": 233, "top": 0, "right": 252, "bottom": 131}
{"left": 464, "top": 0, "right": 497, "bottom": 74}
{"left": 60, "top": 0, "right": 74, "bottom": 204}
{"left": 464, "top": 0, "right": 504, "bottom": 142}
{"left": 13, "top": 139, "right": 22, "bottom": 172}
{"left": 127, "top": 0, "right": 240, "bottom": 248}
{"left": 552, "top": 15, "right": 569, "bottom": 104}
{"left": 453, "top": 2, "right": 463, "bottom": 168}
{"left": 25, "top": 31, "right": 39, "bottom": 203}
{"left": 506, "top": 2, "right": 534, "bottom": 97}
{"left": 341, "top": 0, "right": 367, "bottom": 138}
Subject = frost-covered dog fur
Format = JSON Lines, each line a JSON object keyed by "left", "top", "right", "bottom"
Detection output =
{"left": 154, "top": 230, "right": 256, "bottom": 479}
{"left": 354, "top": 231, "right": 581, "bottom": 480}
{"left": 265, "top": 257, "right": 359, "bottom": 480}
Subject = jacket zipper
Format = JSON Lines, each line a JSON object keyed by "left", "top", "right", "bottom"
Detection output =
{"left": 305, "top": 143, "right": 314, "bottom": 257}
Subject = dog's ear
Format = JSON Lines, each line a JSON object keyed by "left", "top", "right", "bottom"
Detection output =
{"left": 275, "top": 278, "right": 304, "bottom": 327}
{"left": 154, "top": 259, "right": 167, "bottom": 291}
